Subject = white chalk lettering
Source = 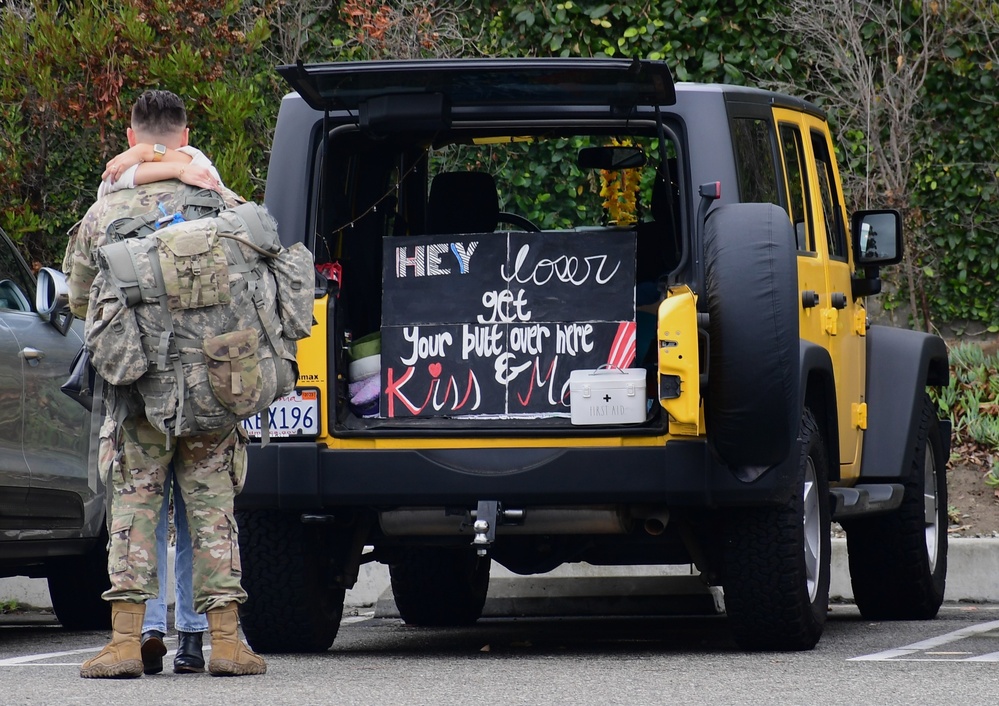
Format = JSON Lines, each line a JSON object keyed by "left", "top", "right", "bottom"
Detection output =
{"left": 478, "top": 289, "right": 532, "bottom": 323}
{"left": 501, "top": 244, "right": 621, "bottom": 286}
{"left": 396, "top": 245, "right": 425, "bottom": 277}
{"left": 395, "top": 241, "right": 479, "bottom": 277}
{"left": 450, "top": 242, "right": 478, "bottom": 274}
{"left": 494, "top": 352, "right": 534, "bottom": 385}
{"left": 400, "top": 327, "right": 453, "bottom": 365}
{"left": 426, "top": 243, "right": 451, "bottom": 276}
{"left": 555, "top": 323, "right": 595, "bottom": 355}
{"left": 461, "top": 324, "right": 504, "bottom": 360}
{"left": 508, "top": 324, "right": 550, "bottom": 355}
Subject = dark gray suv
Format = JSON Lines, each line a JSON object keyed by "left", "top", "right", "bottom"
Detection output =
{"left": 0, "top": 226, "right": 107, "bottom": 629}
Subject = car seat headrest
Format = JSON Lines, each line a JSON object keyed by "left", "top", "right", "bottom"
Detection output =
{"left": 427, "top": 171, "right": 499, "bottom": 235}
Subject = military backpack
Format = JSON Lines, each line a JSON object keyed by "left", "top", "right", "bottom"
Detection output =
{"left": 86, "top": 189, "right": 314, "bottom": 441}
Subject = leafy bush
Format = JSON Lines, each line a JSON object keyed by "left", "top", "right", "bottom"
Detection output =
{"left": 933, "top": 340, "right": 999, "bottom": 492}
{"left": 480, "top": 1, "right": 793, "bottom": 83}
{"left": 0, "top": 0, "right": 274, "bottom": 267}
{"left": 934, "top": 342, "right": 999, "bottom": 448}
{"left": 912, "top": 28, "right": 999, "bottom": 329}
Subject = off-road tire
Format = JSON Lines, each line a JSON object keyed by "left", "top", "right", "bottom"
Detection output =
{"left": 47, "top": 528, "right": 112, "bottom": 630}
{"left": 723, "top": 408, "right": 831, "bottom": 651}
{"left": 236, "top": 510, "right": 345, "bottom": 653}
{"left": 389, "top": 547, "right": 490, "bottom": 626}
{"left": 843, "top": 394, "right": 947, "bottom": 619}
{"left": 704, "top": 202, "right": 799, "bottom": 468}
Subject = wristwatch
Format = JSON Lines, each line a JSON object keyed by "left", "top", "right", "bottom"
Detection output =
{"left": 152, "top": 144, "right": 167, "bottom": 162}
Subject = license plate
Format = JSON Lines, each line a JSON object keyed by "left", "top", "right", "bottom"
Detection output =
{"left": 241, "top": 388, "right": 320, "bottom": 438}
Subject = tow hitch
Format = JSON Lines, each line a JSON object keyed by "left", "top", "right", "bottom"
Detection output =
{"left": 470, "top": 500, "right": 524, "bottom": 556}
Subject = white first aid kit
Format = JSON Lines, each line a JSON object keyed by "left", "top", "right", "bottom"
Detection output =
{"left": 568, "top": 366, "right": 647, "bottom": 425}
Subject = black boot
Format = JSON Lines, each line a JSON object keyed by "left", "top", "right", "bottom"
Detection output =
{"left": 174, "top": 631, "right": 206, "bottom": 674}
{"left": 140, "top": 630, "right": 166, "bottom": 675}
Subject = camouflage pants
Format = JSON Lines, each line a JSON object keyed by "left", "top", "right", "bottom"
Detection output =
{"left": 102, "top": 413, "right": 248, "bottom": 613}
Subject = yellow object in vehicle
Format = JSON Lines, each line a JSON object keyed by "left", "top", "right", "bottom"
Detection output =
{"left": 657, "top": 284, "right": 701, "bottom": 433}
{"left": 294, "top": 295, "right": 330, "bottom": 439}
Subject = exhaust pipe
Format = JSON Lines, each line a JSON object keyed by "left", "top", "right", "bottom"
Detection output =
{"left": 642, "top": 510, "right": 670, "bottom": 536}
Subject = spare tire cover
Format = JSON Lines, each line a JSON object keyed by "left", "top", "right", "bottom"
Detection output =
{"left": 704, "top": 202, "right": 799, "bottom": 469}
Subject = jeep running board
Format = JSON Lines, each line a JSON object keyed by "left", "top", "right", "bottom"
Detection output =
{"left": 830, "top": 483, "right": 905, "bottom": 520}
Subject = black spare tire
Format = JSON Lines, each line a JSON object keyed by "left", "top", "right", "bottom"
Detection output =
{"left": 704, "top": 202, "right": 799, "bottom": 469}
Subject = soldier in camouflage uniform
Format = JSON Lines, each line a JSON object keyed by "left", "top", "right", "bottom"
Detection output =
{"left": 68, "top": 90, "right": 266, "bottom": 679}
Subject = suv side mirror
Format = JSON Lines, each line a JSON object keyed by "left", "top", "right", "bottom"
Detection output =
{"left": 36, "top": 267, "right": 74, "bottom": 336}
{"left": 852, "top": 209, "right": 903, "bottom": 266}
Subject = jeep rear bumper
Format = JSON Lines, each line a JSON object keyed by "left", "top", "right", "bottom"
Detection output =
{"left": 236, "top": 439, "right": 799, "bottom": 511}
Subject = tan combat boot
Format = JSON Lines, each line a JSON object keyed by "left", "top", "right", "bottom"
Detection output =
{"left": 206, "top": 603, "right": 267, "bottom": 676}
{"left": 79, "top": 601, "right": 145, "bottom": 679}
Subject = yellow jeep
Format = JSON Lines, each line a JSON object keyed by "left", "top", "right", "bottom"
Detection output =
{"left": 235, "top": 58, "right": 949, "bottom": 652}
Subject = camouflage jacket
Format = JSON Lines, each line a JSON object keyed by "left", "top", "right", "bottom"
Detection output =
{"left": 65, "top": 180, "right": 242, "bottom": 319}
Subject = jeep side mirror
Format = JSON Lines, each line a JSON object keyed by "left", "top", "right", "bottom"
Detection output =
{"left": 852, "top": 209, "right": 902, "bottom": 266}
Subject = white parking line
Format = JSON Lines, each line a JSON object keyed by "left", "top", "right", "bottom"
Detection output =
{"left": 0, "top": 647, "right": 98, "bottom": 666}
{"left": 965, "top": 651, "right": 999, "bottom": 662}
{"left": 851, "top": 620, "right": 999, "bottom": 661}
{"left": 0, "top": 612, "right": 376, "bottom": 668}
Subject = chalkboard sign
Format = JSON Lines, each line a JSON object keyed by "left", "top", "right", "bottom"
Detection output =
{"left": 381, "top": 230, "right": 637, "bottom": 417}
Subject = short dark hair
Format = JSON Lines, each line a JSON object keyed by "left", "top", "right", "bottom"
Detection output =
{"left": 130, "top": 90, "right": 187, "bottom": 137}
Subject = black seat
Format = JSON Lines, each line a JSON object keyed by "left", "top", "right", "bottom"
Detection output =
{"left": 427, "top": 171, "right": 499, "bottom": 235}
{"left": 634, "top": 162, "right": 681, "bottom": 371}
{"left": 635, "top": 161, "right": 681, "bottom": 285}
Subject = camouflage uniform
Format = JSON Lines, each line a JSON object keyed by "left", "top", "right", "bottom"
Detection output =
{"left": 107, "top": 413, "right": 247, "bottom": 612}
{"left": 67, "top": 180, "right": 248, "bottom": 612}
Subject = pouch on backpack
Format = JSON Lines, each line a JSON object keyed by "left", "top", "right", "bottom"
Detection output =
{"left": 203, "top": 328, "right": 265, "bottom": 417}
{"left": 97, "top": 240, "right": 144, "bottom": 307}
{"left": 157, "top": 224, "right": 231, "bottom": 310}
{"left": 84, "top": 277, "right": 148, "bottom": 386}
{"left": 268, "top": 243, "right": 315, "bottom": 340}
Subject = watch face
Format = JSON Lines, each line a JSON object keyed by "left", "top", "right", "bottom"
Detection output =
{"left": 153, "top": 144, "right": 166, "bottom": 161}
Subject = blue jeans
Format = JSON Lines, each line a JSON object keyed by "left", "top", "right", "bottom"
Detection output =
{"left": 141, "top": 471, "right": 209, "bottom": 634}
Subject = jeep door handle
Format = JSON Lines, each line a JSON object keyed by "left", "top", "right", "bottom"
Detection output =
{"left": 830, "top": 292, "right": 848, "bottom": 309}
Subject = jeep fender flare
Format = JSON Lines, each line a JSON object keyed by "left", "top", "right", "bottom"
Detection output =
{"left": 799, "top": 340, "right": 840, "bottom": 478}
{"left": 860, "top": 326, "right": 949, "bottom": 480}
{"left": 703, "top": 202, "right": 799, "bottom": 469}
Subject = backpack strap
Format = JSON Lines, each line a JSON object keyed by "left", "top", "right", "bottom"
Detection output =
{"left": 219, "top": 244, "right": 277, "bottom": 445}
{"left": 105, "top": 188, "right": 228, "bottom": 244}
{"left": 179, "top": 189, "right": 228, "bottom": 221}
{"left": 106, "top": 211, "right": 161, "bottom": 243}
{"left": 221, "top": 213, "right": 289, "bottom": 360}
{"left": 142, "top": 240, "right": 195, "bottom": 445}
{"left": 219, "top": 213, "right": 293, "bottom": 447}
